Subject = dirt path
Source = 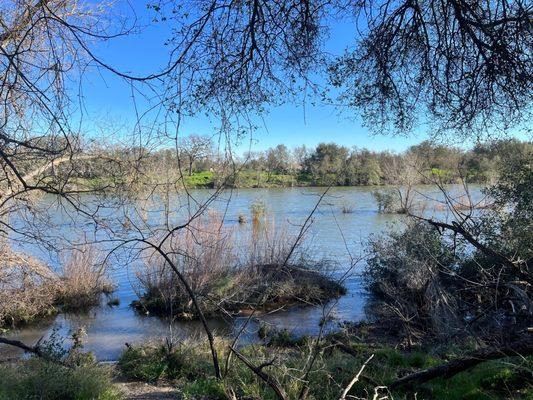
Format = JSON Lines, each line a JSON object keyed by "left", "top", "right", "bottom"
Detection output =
{"left": 115, "top": 380, "right": 180, "bottom": 400}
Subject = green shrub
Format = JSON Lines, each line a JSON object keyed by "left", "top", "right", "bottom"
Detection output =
{"left": 0, "top": 358, "right": 120, "bottom": 400}
{"left": 118, "top": 341, "right": 211, "bottom": 383}
{"left": 266, "top": 328, "right": 311, "bottom": 348}
{"left": 182, "top": 378, "right": 226, "bottom": 400}
{"left": 371, "top": 189, "right": 401, "bottom": 213}
{"left": 118, "top": 345, "right": 169, "bottom": 383}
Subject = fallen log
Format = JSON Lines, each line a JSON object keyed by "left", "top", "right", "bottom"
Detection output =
{"left": 0, "top": 337, "right": 46, "bottom": 358}
{"left": 391, "top": 336, "right": 533, "bottom": 388}
{"left": 0, "top": 336, "right": 71, "bottom": 367}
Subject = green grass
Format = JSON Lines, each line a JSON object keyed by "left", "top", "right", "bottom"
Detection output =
{"left": 0, "top": 358, "right": 121, "bottom": 400}
{"left": 117, "top": 337, "right": 532, "bottom": 400}
{"left": 183, "top": 171, "right": 215, "bottom": 188}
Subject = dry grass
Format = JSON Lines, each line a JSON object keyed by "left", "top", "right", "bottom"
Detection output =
{"left": 0, "top": 243, "right": 60, "bottom": 327}
{"left": 0, "top": 241, "right": 113, "bottom": 327}
{"left": 133, "top": 213, "right": 345, "bottom": 319}
{"left": 58, "top": 244, "right": 113, "bottom": 311}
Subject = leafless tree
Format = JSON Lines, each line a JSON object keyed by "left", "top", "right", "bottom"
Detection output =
{"left": 178, "top": 134, "right": 212, "bottom": 176}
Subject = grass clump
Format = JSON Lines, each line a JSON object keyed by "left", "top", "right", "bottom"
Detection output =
{"left": 118, "top": 340, "right": 213, "bottom": 383}
{"left": 182, "top": 378, "right": 226, "bottom": 400}
{"left": 0, "top": 360, "right": 120, "bottom": 400}
{"left": 57, "top": 244, "right": 114, "bottom": 311}
{"left": 0, "top": 330, "right": 121, "bottom": 400}
{"left": 341, "top": 202, "right": 356, "bottom": 214}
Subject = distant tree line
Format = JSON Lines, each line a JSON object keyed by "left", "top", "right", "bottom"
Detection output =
{"left": 63, "top": 137, "right": 531, "bottom": 189}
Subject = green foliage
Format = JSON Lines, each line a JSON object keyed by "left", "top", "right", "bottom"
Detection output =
{"left": 0, "top": 329, "right": 120, "bottom": 400}
{"left": 422, "top": 357, "right": 533, "bottom": 400}
{"left": 182, "top": 171, "right": 215, "bottom": 188}
{"left": 365, "top": 140, "right": 532, "bottom": 342}
{"left": 372, "top": 189, "right": 401, "bottom": 213}
{"left": 117, "top": 336, "right": 531, "bottom": 400}
{"left": 118, "top": 342, "right": 211, "bottom": 383}
{"left": 54, "top": 139, "right": 531, "bottom": 189}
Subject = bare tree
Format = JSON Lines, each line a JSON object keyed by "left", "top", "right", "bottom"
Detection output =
{"left": 178, "top": 134, "right": 212, "bottom": 176}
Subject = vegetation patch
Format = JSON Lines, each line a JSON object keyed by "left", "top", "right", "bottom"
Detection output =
{"left": 0, "top": 243, "right": 113, "bottom": 328}
{"left": 0, "top": 330, "right": 121, "bottom": 400}
{"left": 117, "top": 335, "right": 532, "bottom": 400}
{"left": 131, "top": 213, "right": 344, "bottom": 320}
{"left": 132, "top": 262, "right": 345, "bottom": 320}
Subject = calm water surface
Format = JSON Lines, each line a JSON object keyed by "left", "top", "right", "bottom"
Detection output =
{"left": 1, "top": 186, "right": 482, "bottom": 360}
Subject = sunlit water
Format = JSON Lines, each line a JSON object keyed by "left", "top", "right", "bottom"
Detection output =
{"left": 0, "top": 185, "right": 484, "bottom": 360}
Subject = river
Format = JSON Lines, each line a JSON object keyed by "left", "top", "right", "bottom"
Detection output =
{"left": 0, "top": 185, "right": 484, "bottom": 360}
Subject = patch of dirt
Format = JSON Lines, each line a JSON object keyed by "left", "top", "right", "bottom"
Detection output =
{"left": 115, "top": 380, "right": 180, "bottom": 400}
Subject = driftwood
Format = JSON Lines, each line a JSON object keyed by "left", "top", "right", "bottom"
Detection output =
{"left": 391, "top": 336, "right": 533, "bottom": 388}
{"left": 339, "top": 354, "right": 374, "bottom": 400}
{"left": 0, "top": 336, "right": 46, "bottom": 358}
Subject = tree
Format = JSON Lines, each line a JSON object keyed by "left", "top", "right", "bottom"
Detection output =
{"left": 306, "top": 143, "right": 349, "bottom": 185}
{"left": 145, "top": 0, "right": 531, "bottom": 141}
{"left": 0, "top": 1, "right": 122, "bottom": 242}
{"left": 179, "top": 135, "right": 212, "bottom": 176}
{"left": 381, "top": 152, "right": 425, "bottom": 213}
{"left": 292, "top": 145, "right": 310, "bottom": 171}
{"left": 265, "top": 144, "right": 290, "bottom": 179}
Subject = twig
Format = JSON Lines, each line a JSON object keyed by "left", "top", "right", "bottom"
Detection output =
{"left": 339, "top": 354, "right": 375, "bottom": 400}
{"left": 230, "top": 346, "right": 287, "bottom": 400}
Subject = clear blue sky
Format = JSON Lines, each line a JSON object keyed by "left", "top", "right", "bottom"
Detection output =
{"left": 79, "top": 1, "right": 429, "bottom": 153}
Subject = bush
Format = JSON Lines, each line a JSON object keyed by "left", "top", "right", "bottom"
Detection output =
{"left": 0, "top": 329, "right": 120, "bottom": 400}
{"left": 265, "top": 328, "right": 311, "bottom": 348}
{"left": 372, "top": 189, "right": 401, "bottom": 213}
{"left": 364, "top": 221, "right": 460, "bottom": 341}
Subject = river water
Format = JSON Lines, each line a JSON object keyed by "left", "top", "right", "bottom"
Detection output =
{"left": 0, "top": 185, "right": 483, "bottom": 360}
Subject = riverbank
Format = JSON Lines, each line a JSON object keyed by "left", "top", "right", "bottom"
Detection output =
{"left": 1, "top": 324, "right": 530, "bottom": 399}
{"left": 65, "top": 169, "right": 485, "bottom": 190}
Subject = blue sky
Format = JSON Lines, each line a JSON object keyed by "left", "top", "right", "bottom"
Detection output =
{"left": 79, "top": 1, "right": 429, "bottom": 153}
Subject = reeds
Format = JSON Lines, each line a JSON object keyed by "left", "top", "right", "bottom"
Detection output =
{"left": 0, "top": 243, "right": 59, "bottom": 327}
{"left": 133, "top": 212, "right": 345, "bottom": 319}
{"left": 57, "top": 244, "right": 112, "bottom": 311}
